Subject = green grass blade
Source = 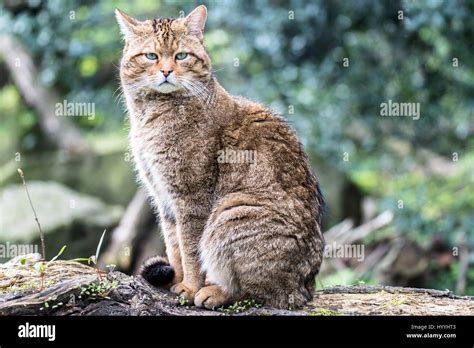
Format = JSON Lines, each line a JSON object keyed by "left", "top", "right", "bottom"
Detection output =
{"left": 95, "top": 229, "right": 107, "bottom": 261}
{"left": 47, "top": 245, "right": 67, "bottom": 265}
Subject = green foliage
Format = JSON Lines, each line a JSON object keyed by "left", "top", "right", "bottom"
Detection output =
{"left": 427, "top": 260, "right": 474, "bottom": 295}
{"left": 175, "top": 295, "right": 190, "bottom": 307}
{"left": 79, "top": 279, "right": 118, "bottom": 300}
{"left": 218, "top": 299, "right": 262, "bottom": 313}
{"left": 353, "top": 152, "right": 474, "bottom": 246}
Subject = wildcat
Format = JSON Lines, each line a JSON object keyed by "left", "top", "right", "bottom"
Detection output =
{"left": 116, "top": 5, "right": 325, "bottom": 309}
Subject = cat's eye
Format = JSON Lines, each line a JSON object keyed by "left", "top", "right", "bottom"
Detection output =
{"left": 175, "top": 52, "right": 188, "bottom": 60}
{"left": 144, "top": 53, "right": 158, "bottom": 60}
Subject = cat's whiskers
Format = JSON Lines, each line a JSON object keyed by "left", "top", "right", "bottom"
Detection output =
{"left": 182, "top": 80, "right": 207, "bottom": 104}
{"left": 211, "top": 67, "right": 225, "bottom": 74}
{"left": 113, "top": 86, "right": 124, "bottom": 105}
{"left": 177, "top": 79, "right": 204, "bottom": 104}
{"left": 123, "top": 74, "right": 216, "bottom": 109}
{"left": 177, "top": 77, "right": 215, "bottom": 107}
{"left": 186, "top": 83, "right": 208, "bottom": 106}
{"left": 123, "top": 79, "right": 151, "bottom": 97}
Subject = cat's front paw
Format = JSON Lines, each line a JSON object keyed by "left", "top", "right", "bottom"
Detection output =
{"left": 194, "top": 285, "right": 230, "bottom": 310}
{"left": 170, "top": 282, "right": 198, "bottom": 303}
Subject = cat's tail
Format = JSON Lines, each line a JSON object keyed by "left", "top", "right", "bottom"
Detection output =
{"left": 139, "top": 255, "right": 175, "bottom": 286}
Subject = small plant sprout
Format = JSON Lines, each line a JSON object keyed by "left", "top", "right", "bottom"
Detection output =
{"left": 17, "top": 168, "right": 46, "bottom": 260}
{"left": 96, "top": 229, "right": 107, "bottom": 261}
{"left": 32, "top": 245, "right": 67, "bottom": 291}
{"left": 71, "top": 230, "right": 108, "bottom": 280}
{"left": 47, "top": 245, "right": 67, "bottom": 266}
{"left": 92, "top": 229, "right": 107, "bottom": 280}
{"left": 18, "top": 168, "right": 47, "bottom": 290}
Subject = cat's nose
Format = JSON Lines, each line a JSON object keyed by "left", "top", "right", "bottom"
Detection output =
{"left": 161, "top": 69, "right": 173, "bottom": 78}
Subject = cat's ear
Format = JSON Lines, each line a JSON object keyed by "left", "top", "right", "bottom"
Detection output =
{"left": 115, "top": 9, "right": 140, "bottom": 40}
{"left": 185, "top": 5, "right": 207, "bottom": 40}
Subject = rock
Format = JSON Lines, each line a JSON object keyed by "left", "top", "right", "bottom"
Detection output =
{"left": 0, "top": 150, "right": 137, "bottom": 207}
{"left": 0, "top": 181, "right": 123, "bottom": 262}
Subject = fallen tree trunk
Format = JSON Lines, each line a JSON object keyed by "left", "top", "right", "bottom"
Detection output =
{"left": 0, "top": 259, "right": 473, "bottom": 316}
{"left": 101, "top": 188, "right": 158, "bottom": 272}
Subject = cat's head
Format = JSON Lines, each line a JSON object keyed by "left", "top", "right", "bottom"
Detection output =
{"left": 116, "top": 5, "right": 211, "bottom": 95}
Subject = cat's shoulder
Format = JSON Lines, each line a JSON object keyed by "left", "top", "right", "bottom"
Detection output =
{"left": 231, "top": 95, "right": 286, "bottom": 124}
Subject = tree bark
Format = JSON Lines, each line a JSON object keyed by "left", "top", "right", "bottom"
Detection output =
{"left": 1, "top": 260, "right": 472, "bottom": 316}
{"left": 101, "top": 189, "right": 158, "bottom": 272}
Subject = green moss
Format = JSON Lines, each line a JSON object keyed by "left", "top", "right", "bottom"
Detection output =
{"left": 175, "top": 295, "right": 191, "bottom": 307}
{"left": 0, "top": 280, "right": 54, "bottom": 295}
{"left": 218, "top": 299, "right": 262, "bottom": 313}
{"left": 78, "top": 279, "right": 118, "bottom": 300}
{"left": 308, "top": 308, "right": 342, "bottom": 316}
{"left": 380, "top": 298, "right": 406, "bottom": 308}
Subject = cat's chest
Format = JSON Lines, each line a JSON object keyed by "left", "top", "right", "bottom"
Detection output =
{"left": 130, "top": 106, "right": 219, "bottom": 193}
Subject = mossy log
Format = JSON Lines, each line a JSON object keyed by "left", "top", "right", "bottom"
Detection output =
{"left": 0, "top": 260, "right": 473, "bottom": 316}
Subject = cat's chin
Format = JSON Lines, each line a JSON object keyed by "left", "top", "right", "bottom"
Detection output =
{"left": 153, "top": 82, "right": 183, "bottom": 94}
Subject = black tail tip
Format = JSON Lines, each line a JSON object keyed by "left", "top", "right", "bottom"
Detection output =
{"left": 139, "top": 256, "right": 175, "bottom": 286}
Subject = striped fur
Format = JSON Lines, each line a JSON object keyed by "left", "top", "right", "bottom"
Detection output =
{"left": 116, "top": 5, "right": 325, "bottom": 309}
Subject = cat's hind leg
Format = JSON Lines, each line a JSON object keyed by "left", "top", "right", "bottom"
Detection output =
{"left": 198, "top": 198, "right": 322, "bottom": 309}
